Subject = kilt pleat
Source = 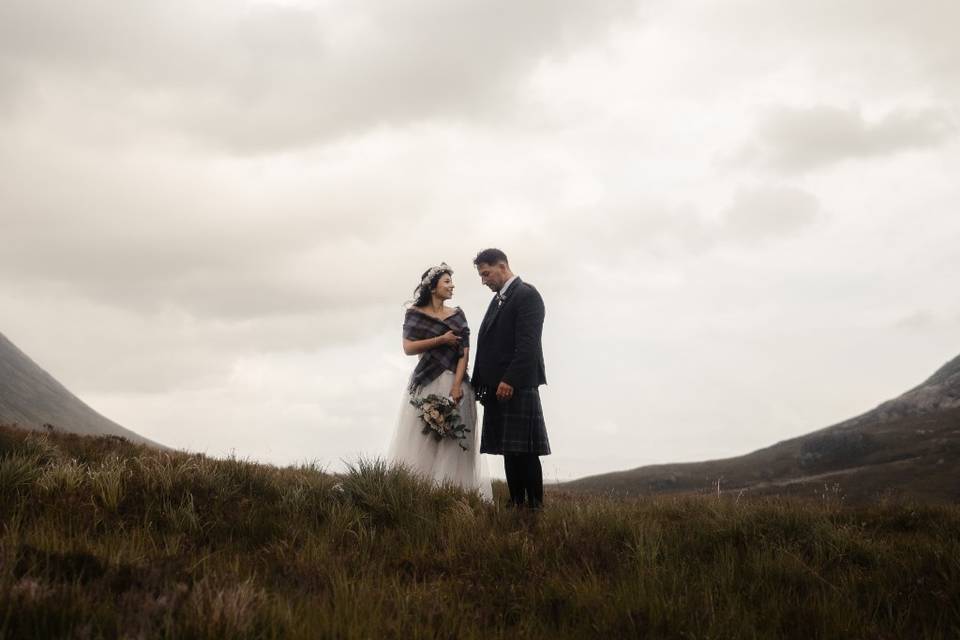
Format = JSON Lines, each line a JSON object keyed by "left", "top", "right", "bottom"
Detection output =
{"left": 479, "top": 388, "right": 551, "bottom": 456}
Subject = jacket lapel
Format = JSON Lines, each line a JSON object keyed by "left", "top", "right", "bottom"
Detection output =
{"left": 478, "top": 294, "right": 499, "bottom": 337}
{"left": 479, "top": 277, "right": 522, "bottom": 336}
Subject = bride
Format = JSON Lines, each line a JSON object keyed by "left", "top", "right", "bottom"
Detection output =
{"left": 387, "top": 262, "right": 492, "bottom": 501}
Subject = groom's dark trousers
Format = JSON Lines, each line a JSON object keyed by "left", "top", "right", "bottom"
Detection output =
{"left": 473, "top": 277, "right": 551, "bottom": 509}
{"left": 504, "top": 453, "right": 543, "bottom": 508}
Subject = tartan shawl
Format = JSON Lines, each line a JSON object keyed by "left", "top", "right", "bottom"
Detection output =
{"left": 403, "top": 307, "right": 471, "bottom": 393}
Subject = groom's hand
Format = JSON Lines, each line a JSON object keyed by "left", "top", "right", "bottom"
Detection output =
{"left": 496, "top": 381, "right": 514, "bottom": 401}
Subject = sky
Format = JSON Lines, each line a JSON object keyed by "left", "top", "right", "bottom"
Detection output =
{"left": 1, "top": 0, "right": 958, "bottom": 480}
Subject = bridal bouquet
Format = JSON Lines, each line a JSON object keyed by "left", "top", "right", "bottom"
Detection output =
{"left": 409, "top": 394, "right": 471, "bottom": 450}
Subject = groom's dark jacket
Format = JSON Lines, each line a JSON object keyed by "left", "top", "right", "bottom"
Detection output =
{"left": 473, "top": 278, "right": 547, "bottom": 391}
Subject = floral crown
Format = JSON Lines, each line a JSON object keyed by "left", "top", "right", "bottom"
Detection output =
{"left": 415, "top": 262, "right": 453, "bottom": 299}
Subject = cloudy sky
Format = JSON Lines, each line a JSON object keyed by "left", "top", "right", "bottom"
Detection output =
{"left": 1, "top": 0, "right": 958, "bottom": 480}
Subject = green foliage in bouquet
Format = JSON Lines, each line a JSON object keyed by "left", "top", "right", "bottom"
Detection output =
{"left": 409, "top": 394, "right": 471, "bottom": 450}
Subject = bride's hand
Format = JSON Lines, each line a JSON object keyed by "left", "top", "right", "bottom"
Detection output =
{"left": 450, "top": 384, "right": 464, "bottom": 404}
{"left": 438, "top": 330, "right": 459, "bottom": 347}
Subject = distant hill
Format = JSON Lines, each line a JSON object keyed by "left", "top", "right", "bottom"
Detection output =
{"left": 562, "top": 353, "right": 960, "bottom": 503}
{"left": 0, "top": 330, "right": 160, "bottom": 446}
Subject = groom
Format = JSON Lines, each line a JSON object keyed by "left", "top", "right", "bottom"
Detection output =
{"left": 472, "top": 248, "right": 550, "bottom": 509}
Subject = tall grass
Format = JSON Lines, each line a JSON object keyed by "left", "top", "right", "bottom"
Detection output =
{"left": 1, "top": 424, "right": 959, "bottom": 639}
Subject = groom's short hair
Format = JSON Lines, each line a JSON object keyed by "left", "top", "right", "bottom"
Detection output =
{"left": 473, "top": 248, "right": 509, "bottom": 267}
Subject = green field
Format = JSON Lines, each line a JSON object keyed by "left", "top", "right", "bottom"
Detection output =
{"left": 2, "top": 424, "right": 959, "bottom": 639}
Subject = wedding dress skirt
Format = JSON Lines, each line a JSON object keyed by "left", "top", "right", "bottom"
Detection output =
{"left": 387, "top": 370, "right": 492, "bottom": 502}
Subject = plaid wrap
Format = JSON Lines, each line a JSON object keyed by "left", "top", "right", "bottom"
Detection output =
{"left": 479, "top": 388, "right": 551, "bottom": 456}
{"left": 403, "top": 307, "right": 471, "bottom": 393}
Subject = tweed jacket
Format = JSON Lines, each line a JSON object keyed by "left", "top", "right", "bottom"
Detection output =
{"left": 472, "top": 278, "right": 547, "bottom": 392}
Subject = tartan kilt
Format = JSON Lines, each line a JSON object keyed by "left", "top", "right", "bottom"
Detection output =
{"left": 479, "top": 387, "right": 551, "bottom": 456}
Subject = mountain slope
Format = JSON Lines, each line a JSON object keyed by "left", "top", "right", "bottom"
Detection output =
{"left": 562, "top": 354, "right": 960, "bottom": 503}
{"left": 836, "top": 352, "right": 960, "bottom": 427}
{"left": 0, "top": 330, "right": 159, "bottom": 446}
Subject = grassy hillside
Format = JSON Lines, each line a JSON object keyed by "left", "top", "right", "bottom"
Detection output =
{"left": 2, "top": 424, "right": 959, "bottom": 639}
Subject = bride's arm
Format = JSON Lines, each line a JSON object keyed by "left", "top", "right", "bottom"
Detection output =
{"left": 451, "top": 347, "right": 469, "bottom": 402}
{"left": 403, "top": 331, "right": 458, "bottom": 356}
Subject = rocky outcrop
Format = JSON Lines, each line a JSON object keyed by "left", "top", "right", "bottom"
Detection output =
{"left": 835, "top": 353, "right": 960, "bottom": 429}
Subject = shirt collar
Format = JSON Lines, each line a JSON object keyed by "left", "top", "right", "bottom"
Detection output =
{"left": 499, "top": 275, "right": 519, "bottom": 297}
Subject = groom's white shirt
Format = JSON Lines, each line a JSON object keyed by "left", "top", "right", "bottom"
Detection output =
{"left": 500, "top": 275, "right": 519, "bottom": 297}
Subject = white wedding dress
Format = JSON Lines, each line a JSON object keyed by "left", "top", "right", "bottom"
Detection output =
{"left": 387, "top": 369, "right": 493, "bottom": 501}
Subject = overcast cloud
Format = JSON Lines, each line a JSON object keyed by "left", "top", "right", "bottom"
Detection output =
{"left": 736, "top": 105, "right": 956, "bottom": 173}
{"left": 1, "top": 0, "right": 958, "bottom": 480}
{"left": 0, "top": 0, "right": 637, "bottom": 151}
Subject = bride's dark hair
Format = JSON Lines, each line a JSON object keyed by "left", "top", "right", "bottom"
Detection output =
{"left": 412, "top": 265, "right": 453, "bottom": 307}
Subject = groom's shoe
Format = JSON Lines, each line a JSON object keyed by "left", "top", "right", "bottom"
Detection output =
{"left": 506, "top": 497, "right": 526, "bottom": 510}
